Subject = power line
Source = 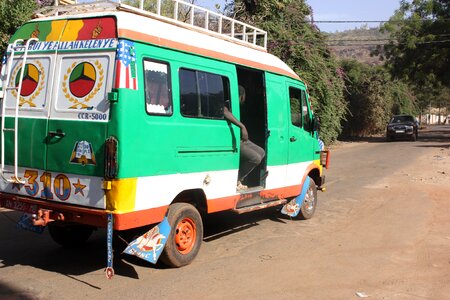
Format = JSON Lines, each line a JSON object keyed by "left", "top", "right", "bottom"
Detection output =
{"left": 327, "top": 39, "right": 450, "bottom": 47}
{"left": 310, "top": 19, "right": 450, "bottom": 23}
{"left": 327, "top": 38, "right": 450, "bottom": 43}
{"left": 326, "top": 34, "right": 450, "bottom": 42}
{"left": 326, "top": 39, "right": 450, "bottom": 44}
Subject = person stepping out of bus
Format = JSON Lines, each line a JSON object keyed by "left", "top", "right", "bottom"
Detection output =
{"left": 224, "top": 85, "right": 265, "bottom": 191}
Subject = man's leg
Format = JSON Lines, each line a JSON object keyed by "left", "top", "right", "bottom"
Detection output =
{"left": 238, "top": 140, "right": 265, "bottom": 182}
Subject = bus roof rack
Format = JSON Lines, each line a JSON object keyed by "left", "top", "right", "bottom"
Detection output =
{"left": 35, "top": 0, "right": 268, "bottom": 51}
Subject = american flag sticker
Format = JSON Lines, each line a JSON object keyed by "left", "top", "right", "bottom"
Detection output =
{"left": 115, "top": 40, "right": 138, "bottom": 90}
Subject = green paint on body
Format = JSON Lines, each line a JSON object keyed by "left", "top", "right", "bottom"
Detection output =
{"left": 107, "top": 42, "right": 242, "bottom": 178}
{"left": 3, "top": 117, "right": 47, "bottom": 170}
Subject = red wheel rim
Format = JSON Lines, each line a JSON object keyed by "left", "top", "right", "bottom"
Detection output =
{"left": 175, "top": 217, "right": 196, "bottom": 254}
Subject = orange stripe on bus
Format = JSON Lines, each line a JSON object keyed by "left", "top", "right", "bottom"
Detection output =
{"left": 118, "top": 29, "right": 300, "bottom": 80}
{"left": 113, "top": 205, "right": 168, "bottom": 230}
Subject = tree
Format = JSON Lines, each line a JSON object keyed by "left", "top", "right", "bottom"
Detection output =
{"left": 124, "top": 0, "right": 198, "bottom": 21}
{"left": 0, "top": 0, "right": 38, "bottom": 55}
{"left": 340, "top": 59, "right": 417, "bottom": 137}
{"left": 381, "top": 0, "right": 450, "bottom": 111}
{"left": 223, "top": 0, "right": 347, "bottom": 144}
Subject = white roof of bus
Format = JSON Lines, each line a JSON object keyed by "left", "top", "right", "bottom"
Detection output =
{"left": 36, "top": 10, "right": 300, "bottom": 80}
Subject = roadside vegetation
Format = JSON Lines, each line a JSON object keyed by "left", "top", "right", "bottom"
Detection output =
{"left": 1, "top": 0, "right": 448, "bottom": 144}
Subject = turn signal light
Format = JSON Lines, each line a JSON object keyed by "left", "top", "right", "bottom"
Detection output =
{"left": 320, "top": 150, "right": 330, "bottom": 169}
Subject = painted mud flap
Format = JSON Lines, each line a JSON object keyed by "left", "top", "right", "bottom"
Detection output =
{"left": 281, "top": 177, "right": 311, "bottom": 217}
{"left": 123, "top": 217, "right": 171, "bottom": 264}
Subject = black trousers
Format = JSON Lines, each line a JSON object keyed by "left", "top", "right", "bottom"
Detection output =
{"left": 238, "top": 140, "right": 265, "bottom": 182}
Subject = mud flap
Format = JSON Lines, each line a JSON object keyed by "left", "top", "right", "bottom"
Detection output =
{"left": 281, "top": 176, "right": 311, "bottom": 217}
{"left": 17, "top": 213, "right": 45, "bottom": 234}
{"left": 122, "top": 217, "right": 171, "bottom": 264}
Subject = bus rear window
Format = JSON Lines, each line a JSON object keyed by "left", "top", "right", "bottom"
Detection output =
{"left": 144, "top": 59, "right": 172, "bottom": 115}
{"left": 55, "top": 55, "right": 111, "bottom": 114}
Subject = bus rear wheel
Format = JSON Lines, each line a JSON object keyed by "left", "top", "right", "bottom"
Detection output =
{"left": 160, "top": 203, "right": 203, "bottom": 267}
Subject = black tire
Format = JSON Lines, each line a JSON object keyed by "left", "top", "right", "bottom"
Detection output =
{"left": 48, "top": 222, "right": 95, "bottom": 247}
{"left": 159, "top": 203, "right": 203, "bottom": 267}
{"left": 298, "top": 177, "right": 317, "bottom": 220}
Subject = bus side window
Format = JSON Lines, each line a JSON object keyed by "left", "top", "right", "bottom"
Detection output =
{"left": 301, "top": 90, "right": 311, "bottom": 131}
{"left": 289, "top": 87, "right": 302, "bottom": 127}
{"left": 143, "top": 59, "right": 172, "bottom": 115}
{"left": 180, "top": 68, "right": 230, "bottom": 119}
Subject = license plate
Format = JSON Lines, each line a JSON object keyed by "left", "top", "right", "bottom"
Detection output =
{"left": 395, "top": 130, "right": 405, "bottom": 133}
{"left": 0, "top": 198, "right": 39, "bottom": 214}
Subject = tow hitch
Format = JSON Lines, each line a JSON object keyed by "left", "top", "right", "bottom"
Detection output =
{"left": 32, "top": 209, "right": 65, "bottom": 226}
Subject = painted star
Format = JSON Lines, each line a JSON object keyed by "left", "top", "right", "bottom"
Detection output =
{"left": 11, "top": 177, "right": 23, "bottom": 191}
{"left": 73, "top": 179, "right": 86, "bottom": 197}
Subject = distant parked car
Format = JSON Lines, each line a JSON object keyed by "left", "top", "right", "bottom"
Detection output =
{"left": 386, "top": 115, "right": 419, "bottom": 141}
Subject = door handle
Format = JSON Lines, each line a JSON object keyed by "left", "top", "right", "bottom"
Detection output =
{"left": 290, "top": 136, "right": 297, "bottom": 142}
{"left": 48, "top": 131, "right": 65, "bottom": 138}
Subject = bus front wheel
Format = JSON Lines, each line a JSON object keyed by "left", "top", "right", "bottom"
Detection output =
{"left": 299, "top": 177, "right": 318, "bottom": 220}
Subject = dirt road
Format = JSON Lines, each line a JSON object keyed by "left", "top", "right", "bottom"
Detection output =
{"left": 1, "top": 125, "right": 449, "bottom": 299}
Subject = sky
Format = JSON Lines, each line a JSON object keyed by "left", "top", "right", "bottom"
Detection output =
{"left": 197, "top": 0, "right": 401, "bottom": 32}
{"left": 306, "top": 0, "right": 401, "bottom": 32}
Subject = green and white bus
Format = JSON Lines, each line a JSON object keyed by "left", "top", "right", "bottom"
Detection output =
{"left": 0, "top": 0, "right": 329, "bottom": 272}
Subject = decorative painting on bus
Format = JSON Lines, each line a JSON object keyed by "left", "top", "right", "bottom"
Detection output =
{"left": 56, "top": 56, "right": 110, "bottom": 115}
{"left": 4, "top": 58, "right": 50, "bottom": 109}
{"left": 115, "top": 40, "right": 138, "bottom": 90}
{"left": 9, "top": 17, "right": 117, "bottom": 43}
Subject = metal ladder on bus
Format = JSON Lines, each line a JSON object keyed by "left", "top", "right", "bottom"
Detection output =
{"left": 0, "top": 38, "right": 38, "bottom": 184}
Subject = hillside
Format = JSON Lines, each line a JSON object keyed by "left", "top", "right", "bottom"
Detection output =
{"left": 325, "top": 26, "right": 388, "bottom": 65}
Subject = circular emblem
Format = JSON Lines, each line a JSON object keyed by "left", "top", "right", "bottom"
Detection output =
{"left": 15, "top": 64, "right": 40, "bottom": 97}
{"left": 69, "top": 62, "right": 97, "bottom": 98}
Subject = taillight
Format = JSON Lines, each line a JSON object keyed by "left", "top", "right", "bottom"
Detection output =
{"left": 105, "top": 136, "right": 118, "bottom": 178}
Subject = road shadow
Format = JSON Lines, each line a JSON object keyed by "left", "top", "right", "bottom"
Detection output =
{"left": 0, "top": 206, "right": 297, "bottom": 281}
{"left": 337, "top": 136, "right": 386, "bottom": 143}
{"left": 203, "top": 206, "right": 298, "bottom": 242}
{"left": 0, "top": 281, "right": 37, "bottom": 300}
{"left": 337, "top": 125, "right": 450, "bottom": 144}
{"left": 415, "top": 144, "right": 450, "bottom": 149}
{"left": 0, "top": 210, "right": 148, "bottom": 281}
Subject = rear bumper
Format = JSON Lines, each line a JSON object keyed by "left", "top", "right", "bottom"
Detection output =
{"left": 0, "top": 192, "right": 166, "bottom": 230}
{"left": 0, "top": 192, "right": 108, "bottom": 228}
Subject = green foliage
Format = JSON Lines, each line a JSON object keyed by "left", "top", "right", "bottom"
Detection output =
{"left": 0, "top": 0, "right": 37, "bottom": 54}
{"left": 381, "top": 0, "right": 450, "bottom": 110}
{"left": 227, "top": 0, "right": 347, "bottom": 144}
{"left": 124, "top": 0, "right": 196, "bottom": 21}
{"left": 340, "top": 59, "right": 417, "bottom": 137}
